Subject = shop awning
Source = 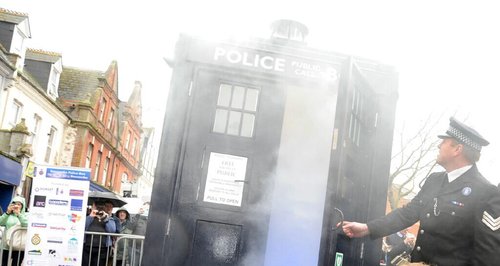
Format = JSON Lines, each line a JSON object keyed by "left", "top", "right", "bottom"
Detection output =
{"left": 0, "top": 154, "right": 22, "bottom": 186}
{"left": 89, "top": 181, "right": 114, "bottom": 193}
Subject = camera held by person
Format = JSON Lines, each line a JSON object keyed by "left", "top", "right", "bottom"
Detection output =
{"left": 91, "top": 205, "right": 109, "bottom": 222}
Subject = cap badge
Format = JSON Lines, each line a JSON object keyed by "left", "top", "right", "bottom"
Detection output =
{"left": 462, "top": 187, "right": 472, "bottom": 196}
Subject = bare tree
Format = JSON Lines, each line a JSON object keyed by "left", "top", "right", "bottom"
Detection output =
{"left": 387, "top": 114, "right": 445, "bottom": 210}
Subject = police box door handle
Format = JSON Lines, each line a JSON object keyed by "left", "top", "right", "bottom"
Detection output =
{"left": 332, "top": 208, "right": 344, "bottom": 231}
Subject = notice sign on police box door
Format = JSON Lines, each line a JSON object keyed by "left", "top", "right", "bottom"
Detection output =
{"left": 203, "top": 152, "right": 247, "bottom": 207}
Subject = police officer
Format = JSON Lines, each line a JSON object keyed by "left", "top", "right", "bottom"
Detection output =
{"left": 341, "top": 117, "right": 500, "bottom": 265}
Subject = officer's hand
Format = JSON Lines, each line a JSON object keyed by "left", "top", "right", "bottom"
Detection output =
{"left": 341, "top": 221, "right": 369, "bottom": 238}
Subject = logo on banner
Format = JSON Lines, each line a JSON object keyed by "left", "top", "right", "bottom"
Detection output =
{"left": 69, "top": 189, "right": 84, "bottom": 197}
{"left": 24, "top": 259, "right": 50, "bottom": 265}
{"left": 31, "top": 223, "right": 47, "bottom": 228}
{"left": 31, "top": 234, "right": 42, "bottom": 245}
{"left": 55, "top": 187, "right": 64, "bottom": 195}
{"left": 70, "top": 199, "right": 83, "bottom": 211}
{"left": 29, "top": 212, "right": 45, "bottom": 219}
{"left": 34, "top": 187, "right": 53, "bottom": 193}
{"left": 49, "top": 226, "right": 66, "bottom": 231}
{"left": 28, "top": 250, "right": 42, "bottom": 255}
{"left": 49, "top": 199, "right": 69, "bottom": 206}
{"left": 33, "top": 195, "right": 46, "bottom": 208}
{"left": 48, "top": 212, "right": 66, "bottom": 217}
{"left": 67, "top": 238, "right": 79, "bottom": 253}
{"left": 47, "top": 237, "right": 63, "bottom": 244}
{"left": 37, "top": 168, "right": 45, "bottom": 176}
{"left": 68, "top": 213, "right": 82, "bottom": 223}
{"left": 48, "top": 250, "right": 58, "bottom": 257}
{"left": 69, "top": 225, "right": 78, "bottom": 235}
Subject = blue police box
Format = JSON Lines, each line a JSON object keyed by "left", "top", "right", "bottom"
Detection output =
{"left": 145, "top": 20, "right": 398, "bottom": 266}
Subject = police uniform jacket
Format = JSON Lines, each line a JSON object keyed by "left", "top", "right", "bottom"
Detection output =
{"left": 367, "top": 164, "right": 500, "bottom": 266}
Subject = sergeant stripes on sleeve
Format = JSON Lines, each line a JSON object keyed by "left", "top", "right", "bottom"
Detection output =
{"left": 482, "top": 211, "right": 500, "bottom": 231}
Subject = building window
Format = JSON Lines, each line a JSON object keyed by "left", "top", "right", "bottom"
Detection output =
{"left": 213, "top": 83, "right": 259, "bottom": 138}
{"left": 109, "top": 163, "right": 117, "bottom": 188}
{"left": 94, "top": 151, "right": 102, "bottom": 182}
{"left": 131, "top": 138, "right": 137, "bottom": 156}
{"left": 102, "top": 157, "right": 110, "bottom": 186}
{"left": 121, "top": 172, "right": 131, "bottom": 197}
{"left": 99, "top": 98, "right": 107, "bottom": 121}
{"left": 85, "top": 144, "right": 94, "bottom": 168}
{"left": 125, "top": 131, "right": 131, "bottom": 150}
{"left": 9, "top": 99, "right": 23, "bottom": 126}
{"left": 11, "top": 28, "right": 24, "bottom": 54}
{"left": 44, "top": 127, "right": 57, "bottom": 163}
{"left": 107, "top": 108, "right": 114, "bottom": 129}
{"left": 29, "top": 114, "right": 42, "bottom": 147}
{"left": 121, "top": 172, "right": 129, "bottom": 184}
{"left": 47, "top": 67, "right": 60, "bottom": 98}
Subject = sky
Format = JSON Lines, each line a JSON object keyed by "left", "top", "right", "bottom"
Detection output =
{"left": 2, "top": 0, "right": 500, "bottom": 185}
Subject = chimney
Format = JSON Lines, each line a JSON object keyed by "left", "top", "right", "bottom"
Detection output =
{"left": 270, "top": 19, "right": 309, "bottom": 43}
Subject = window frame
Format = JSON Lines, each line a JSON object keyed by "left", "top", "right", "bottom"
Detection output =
{"left": 47, "top": 66, "right": 60, "bottom": 98}
{"left": 94, "top": 150, "right": 102, "bottom": 182}
{"left": 107, "top": 108, "right": 114, "bottom": 129}
{"left": 131, "top": 137, "right": 137, "bottom": 156}
{"left": 85, "top": 143, "right": 94, "bottom": 169}
{"left": 125, "top": 131, "right": 131, "bottom": 150}
{"left": 98, "top": 98, "right": 107, "bottom": 121}
{"left": 9, "top": 99, "right": 23, "bottom": 127}
{"left": 44, "top": 126, "right": 57, "bottom": 163}
{"left": 30, "top": 114, "right": 42, "bottom": 146}
{"left": 212, "top": 83, "right": 260, "bottom": 138}
{"left": 102, "top": 157, "right": 110, "bottom": 186}
{"left": 11, "top": 28, "right": 25, "bottom": 54}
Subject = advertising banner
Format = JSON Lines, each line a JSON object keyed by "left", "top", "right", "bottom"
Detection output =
{"left": 23, "top": 165, "right": 90, "bottom": 266}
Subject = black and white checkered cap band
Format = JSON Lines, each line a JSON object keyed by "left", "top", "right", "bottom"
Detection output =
{"left": 448, "top": 126, "right": 482, "bottom": 151}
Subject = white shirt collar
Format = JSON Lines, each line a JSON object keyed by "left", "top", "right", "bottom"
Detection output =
{"left": 447, "top": 165, "right": 472, "bottom": 182}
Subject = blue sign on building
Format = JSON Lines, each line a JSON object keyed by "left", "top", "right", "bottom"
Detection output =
{"left": 0, "top": 154, "right": 22, "bottom": 186}
{"left": 0, "top": 154, "right": 22, "bottom": 212}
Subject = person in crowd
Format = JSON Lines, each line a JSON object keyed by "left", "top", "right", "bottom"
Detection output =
{"left": 131, "top": 202, "right": 149, "bottom": 236}
{"left": 86, "top": 205, "right": 92, "bottom": 216}
{"left": 0, "top": 196, "right": 28, "bottom": 266}
{"left": 127, "top": 201, "right": 150, "bottom": 265}
{"left": 82, "top": 200, "right": 116, "bottom": 266}
{"left": 105, "top": 200, "right": 122, "bottom": 233}
{"left": 341, "top": 117, "right": 500, "bottom": 265}
{"left": 114, "top": 208, "right": 134, "bottom": 265}
{"left": 383, "top": 229, "right": 415, "bottom": 266}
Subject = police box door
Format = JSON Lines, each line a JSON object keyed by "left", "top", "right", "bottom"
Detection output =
{"left": 165, "top": 68, "right": 285, "bottom": 265}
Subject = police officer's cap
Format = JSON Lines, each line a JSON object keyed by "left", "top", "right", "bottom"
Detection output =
{"left": 438, "top": 117, "right": 489, "bottom": 151}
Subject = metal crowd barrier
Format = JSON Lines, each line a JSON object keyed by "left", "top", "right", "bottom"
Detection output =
{"left": 0, "top": 227, "right": 145, "bottom": 266}
{"left": 0, "top": 226, "right": 28, "bottom": 266}
{"left": 83, "top": 231, "right": 145, "bottom": 266}
{"left": 113, "top": 234, "right": 146, "bottom": 266}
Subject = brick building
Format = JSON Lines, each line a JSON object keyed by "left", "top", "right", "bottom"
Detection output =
{"left": 58, "top": 61, "right": 142, "bottom": 193}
